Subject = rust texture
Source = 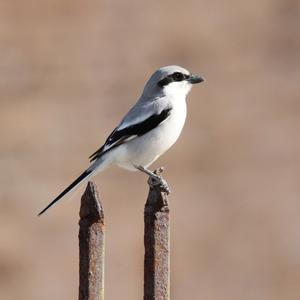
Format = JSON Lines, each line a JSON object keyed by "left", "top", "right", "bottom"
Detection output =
{"left": 144, "top": 170, "right": 170, "bottom": 300}
{"left": 79, "top": 181, "right": 105, "bottom": 300}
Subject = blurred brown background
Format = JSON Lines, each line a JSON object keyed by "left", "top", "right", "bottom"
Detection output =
{"left": 1, "top": 0, "right": 300, "bottom": 299}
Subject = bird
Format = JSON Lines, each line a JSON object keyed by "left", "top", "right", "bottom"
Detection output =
{"left": 38, "top": 65, "right": 204, "bottom": 215}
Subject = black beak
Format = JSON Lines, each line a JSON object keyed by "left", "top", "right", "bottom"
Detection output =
{"left": 189, "top": 74, "right": 204, "bottom": 84}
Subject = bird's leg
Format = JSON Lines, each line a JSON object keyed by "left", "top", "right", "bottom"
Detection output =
{"left": 135, "top": 165, "right": 170, "bottom": 194}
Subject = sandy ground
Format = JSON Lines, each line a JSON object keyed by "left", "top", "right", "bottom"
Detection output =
{"left": 1, "top": 1, "right": 300, "bottom": 299}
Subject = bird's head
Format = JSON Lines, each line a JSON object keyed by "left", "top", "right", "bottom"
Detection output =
{"left": 142, "top": 65, "right": 204, "bottom": 98}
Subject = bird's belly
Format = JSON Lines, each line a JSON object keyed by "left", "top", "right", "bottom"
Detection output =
{"left": 114, "top": 103, "right": 187, "bottom": 171}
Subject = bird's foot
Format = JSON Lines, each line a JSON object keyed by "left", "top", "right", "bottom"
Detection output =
{"left": 135, "top": 165, "right": 170, "bottom": 195}
{"left": 148, "top": 174, "right": 171, "bottom": 195}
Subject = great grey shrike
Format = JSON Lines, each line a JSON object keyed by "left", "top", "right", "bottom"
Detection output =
{"left": 38, "top": 65, "right": 204, "bottom": 215}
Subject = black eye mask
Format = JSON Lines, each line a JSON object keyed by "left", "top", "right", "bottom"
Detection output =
{"left": 157, "top": 72, "right": 190, "bottom": 88}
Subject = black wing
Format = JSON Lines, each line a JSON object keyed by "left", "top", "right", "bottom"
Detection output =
{"left": 89, "top": 107, "right": 172, "bottom": 162}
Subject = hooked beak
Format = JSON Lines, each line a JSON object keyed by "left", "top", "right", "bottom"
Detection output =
{"left": 188, "top": 74, "right": 204, "bottom": 84}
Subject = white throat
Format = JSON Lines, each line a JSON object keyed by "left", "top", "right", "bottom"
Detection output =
{"left": 163, "top": 81, "right": 192, "bottom": 98}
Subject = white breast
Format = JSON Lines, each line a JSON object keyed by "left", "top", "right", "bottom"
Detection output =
{"left": 159, "top": 98, "right": 187, "bottom": 151}
{"left": 112, "top": 97, "right": 187, "bottom": 170}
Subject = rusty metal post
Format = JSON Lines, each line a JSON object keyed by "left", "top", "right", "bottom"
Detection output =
{"left": 144, "top": 169, "right": 170, "bottom": 300}
{"left": 79, "top": 181, "right": 105, "bottom": 300}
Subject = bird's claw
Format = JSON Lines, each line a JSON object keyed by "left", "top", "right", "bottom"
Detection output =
{"left": 148, "top": 168, "right": 171, "bottom": 195}
{"left": 135, "top": 165, "right": 170, "bottom": 194}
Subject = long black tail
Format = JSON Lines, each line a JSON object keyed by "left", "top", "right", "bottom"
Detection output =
{"left": 38, "top": 170, "right": 92, "bottom": 216}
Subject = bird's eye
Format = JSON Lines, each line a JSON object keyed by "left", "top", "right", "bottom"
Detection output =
{"left": 172, "top": 72, "right": 184, "bottom": 81}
